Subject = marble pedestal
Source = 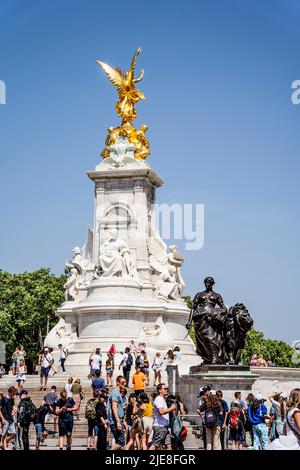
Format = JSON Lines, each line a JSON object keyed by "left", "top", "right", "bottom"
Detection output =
{"left": 173, "top": 364, "right": 259, "bottom": 416}
{"left": 45, "top": 152, "right": 199, "bottom": 376}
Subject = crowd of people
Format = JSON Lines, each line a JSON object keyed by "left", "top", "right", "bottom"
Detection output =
{"left": 1, "top": 342, "right": 300, "bottom": 451}
{"left": 197, "top": 387, "right": 300, "bottom": 450}
{"left": 250, "top": 354, "right": 276, "bottom": 367}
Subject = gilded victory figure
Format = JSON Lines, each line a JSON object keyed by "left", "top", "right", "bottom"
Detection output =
{"left": 96, "top": 48, "right": 150, "bottom": 160}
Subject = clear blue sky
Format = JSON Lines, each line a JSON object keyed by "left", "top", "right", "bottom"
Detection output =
{"left": 0, "top": 0, "right": 299, "bottom": 343}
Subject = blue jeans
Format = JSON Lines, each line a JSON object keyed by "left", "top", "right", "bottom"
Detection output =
{"left": 35, "top": 423, "right": 43, "bottom": 441}
{"left": 60, "top": 358, "right": 66, "bottom": 372}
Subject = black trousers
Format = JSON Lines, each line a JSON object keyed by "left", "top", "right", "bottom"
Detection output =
{"left": 19, "top": 424, "right": 30, "bottom": 450}
{"left": 123, "top": 367, "right": 131, "bottom": 385}
{"left": 97, "top": 425, "right": 107, "bottom": 450}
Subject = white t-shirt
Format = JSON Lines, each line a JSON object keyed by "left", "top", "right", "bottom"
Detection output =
{"left": 60, "top": 348, "right": 67, "bottom": 359}
{"left": 90, "top": 354, "right": 102, "bottom": 370}
{"left": 41, "top": 353, "right": 53, "bottom": 368}
{"left": 153, "top": 395, "right": 169, "bottom": 426}
{"left": 121, "top": 353, "right": 128, "bottom": 366}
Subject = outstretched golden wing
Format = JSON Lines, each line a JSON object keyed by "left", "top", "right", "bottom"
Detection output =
{"left": 127, "top": 47, "right": 144, "bottom": 84}
{"left": 96, "top": 60, "right": 124, "bottom": 92}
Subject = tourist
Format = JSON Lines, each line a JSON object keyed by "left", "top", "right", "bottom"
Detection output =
{"left": 173, "top": 346, "right": 182, "bottom": 361}
{"left": 89, "top": 348, "right": 102, "bottom": 377}
{"left": 0, "top": 386, "right": 17, "bottom": 450}
{"left": 152, "top": 352, "right": 163, "bottom": 386}
{"left": 125, "top": 394, "right": 143, "bottom": 450}
{"left": 55, "top": 389, "right": 78, "bottom": 450}
{"left": 107, "top": 375, "right": 127, "bottom": 450}
{"left": 245, "top": 393, "right": 255, "bottom": 447}
{"left": 15, "top": 359, "right": 27, "bottom": 392}
{"left": 11, "top": 347, "right": 19, "bottom": 375}
{"left": 164, "top": 350, "right": 175, "bottom": 383}
{"left": 166, "top": 393, "right": 185, "bottom": 451}
{"left": 16, "top": 346, "right": 27, "bottom": 368}
{"left": 71, "top": 378, "right": 84, "bottom": 421}
{"left": 216, "top": 390, "right": 229, "bottom": 450}
{"left": 139, "top": 392, "right": 153, "bottom": 450}
{"left": 43, "top": 385, "right": 58, "bottom": 435}
{"left": 0, "top": 364, "right": 6, "bottom": 378}
{"left": 132, "top": 365, "right": 146, "bottom": 397}
{"left": 39, "top": 347, "right": 54, "bottom": 391}
{"left": 119, "top": 347, "right": 133, "bottom": 386}
{"left": 199, "top": 390, "right": 223, "bottom": 450}
{"left": 267, "top": 358, "right": 276, "bottom": 367}
{"left": 129, "top": 339, "right": 139, "bottom": 357}
{"left": 268, "top": 388, "right": 300, "bottom": 450}
{"left": 48, "top": 347, "right": 58, "bottom": 376}
{"left": 34, "top": 401, "right": 50, "bottom": 451}
{"left": 250, "top": 354, "right": 258, "bottom": 366}
{"left": 58, "top": 344, "right": 68, "bottom": 374}
{"left": 109, "top": 344, "right": 116, "bottom": 357}
{"left": 148, "top": 383, "right": 177, "bottom": 450}
{"left": 230, "top": 391, "right": 246, "bottom": 409}
{"left": 65, "top": 377, "right": 73, "bottom": 398}
{"left": 227, "top": 399, "right": 245, "bottom": 450}
{"left": 196, "top": 386, "right": 211, "bottom": 450}
{"left": 247, "top": 394, "right": 269, "bottom": 450}
{"left": 17, "top": 389, "right": 36, "bottom": 451}
{"left": 135, "top": 350, "right": 145, "bottom": 369}
{"left": 105, "top": 352, "right": 114, "bottom": 386}
{"left": 92, "top": 369, "right": 105, "bottom": 392}
{"left": 96, "top": 391, "right": 108, "bottom": 450}
{"left": 85, "top": 389, "right": 100, "bottom": 450}
{"left": 268, "top": 391, "right": 288, "bottom": 441}
{"left": 142, "top": 353, "right": 150, "bottom": 386}
{"left": 257, "top": 354, "right": 267, "bottom": 367}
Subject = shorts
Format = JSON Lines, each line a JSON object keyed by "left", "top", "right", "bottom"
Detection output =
{"left": 109, "top": 421, "right": 125, "bottom": 447}
{"left": 2, "top": 420, "right": 16, "bottom": 437}
{"left": 40, "top": 367, "right": 50, "bottom": 378}
{"left": 106, "top": 369, "right": 113, "bottom": 376}
{"left": 142, "top": 416, "right": 153, "bottom": 435}
{"left": 152, "top": 426, "right": 171, "bottom": 447}
{"left": 87, "top": 419, "right": 99, "bottom": 437}
{"left": 58, "top": 420, "right": 74, "bottom": 437}
{"left": 35, "top": 422, "right": 43, "bottom": 441}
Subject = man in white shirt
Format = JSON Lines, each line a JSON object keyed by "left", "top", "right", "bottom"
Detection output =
{"left": 89, "top": 348, "right": 102, "bottom": 377}
{"left": 58, "top": 344, "right": 68, "bottom": 374}
{"left": 118, "top": 347, "right": 132, "bottom": 385}
{"left": 39, "top": 347, "right": 54, "bottom": 391}
{"left": 149, "top": 383, "right": 177, "bottom": 450}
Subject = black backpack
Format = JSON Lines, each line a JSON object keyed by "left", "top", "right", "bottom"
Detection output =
{"left": 127, "top": 353, "right": 133, "bottom": 367}
{"left": 18, "top": 399, "right": 36, "bottom": 424}
{"left": 204, "top": 407, "right": 218, "bottom": 429}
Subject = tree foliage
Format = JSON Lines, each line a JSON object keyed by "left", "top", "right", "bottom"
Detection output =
{"left": 0, "top": 268, "right": 66, "bottom": 372}
{"left": 183, "top": 295, "right": 295, "bottom": 367}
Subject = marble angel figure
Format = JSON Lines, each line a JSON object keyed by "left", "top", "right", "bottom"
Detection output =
{"left": 147, "top": 236, "right": 185, "bottom": 301}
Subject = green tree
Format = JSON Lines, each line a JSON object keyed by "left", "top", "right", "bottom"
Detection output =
{"left": 0, "top": 268, "right": 66, "bottom": 372}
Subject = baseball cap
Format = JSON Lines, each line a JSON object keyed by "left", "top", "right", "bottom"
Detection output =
{"left": 19, "top": 390, "right": 28, "bottom": 397}
{"left": 255, "top": 394, "right": 266, "bottom": 401}
{"left": 280, "top": 392, "right": 288, "bottom": 399}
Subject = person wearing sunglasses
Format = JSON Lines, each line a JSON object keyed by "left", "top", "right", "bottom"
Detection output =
{"left": 107, "top": 376, "right": 127, "bottom": 450}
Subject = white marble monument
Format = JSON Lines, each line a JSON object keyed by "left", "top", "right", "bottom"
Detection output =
{"left": 45, "top": 138, "right": 198, "bottom": 375}
{"left": 45, "top": 49, "right": 198, "bottom": 375}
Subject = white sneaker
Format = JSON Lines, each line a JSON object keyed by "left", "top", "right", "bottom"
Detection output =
{"left": 63, "top": 371, "right": 66, "bottom": 375}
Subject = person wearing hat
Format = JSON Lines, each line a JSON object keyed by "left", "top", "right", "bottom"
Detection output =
{"left": 38, "top": 347, "right": 54, "bottom": 391}
{"left": 247, "top": 394, "right": 269, "bottom": 449}
{"left": 268, "top": 391, "right": 288, "bottom": 441}
{"left": 17, "top": 390, "right": 36, "bottom": 450}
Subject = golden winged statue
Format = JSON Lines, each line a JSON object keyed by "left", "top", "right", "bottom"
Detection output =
{"left": 96, "top": 48, "right": 150, "bottom": 160}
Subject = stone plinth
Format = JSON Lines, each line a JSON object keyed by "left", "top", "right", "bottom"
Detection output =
{"left": 171, "top": 364, "right": 259, "bottom": 416}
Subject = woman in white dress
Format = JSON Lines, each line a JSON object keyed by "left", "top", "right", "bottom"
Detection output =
{"left": 268, "top": 388, "right": 300, "bottom": 450}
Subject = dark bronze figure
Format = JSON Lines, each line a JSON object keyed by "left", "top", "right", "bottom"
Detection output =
{"left": 186, "top": 278, "right": 253, "bottom": 365}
